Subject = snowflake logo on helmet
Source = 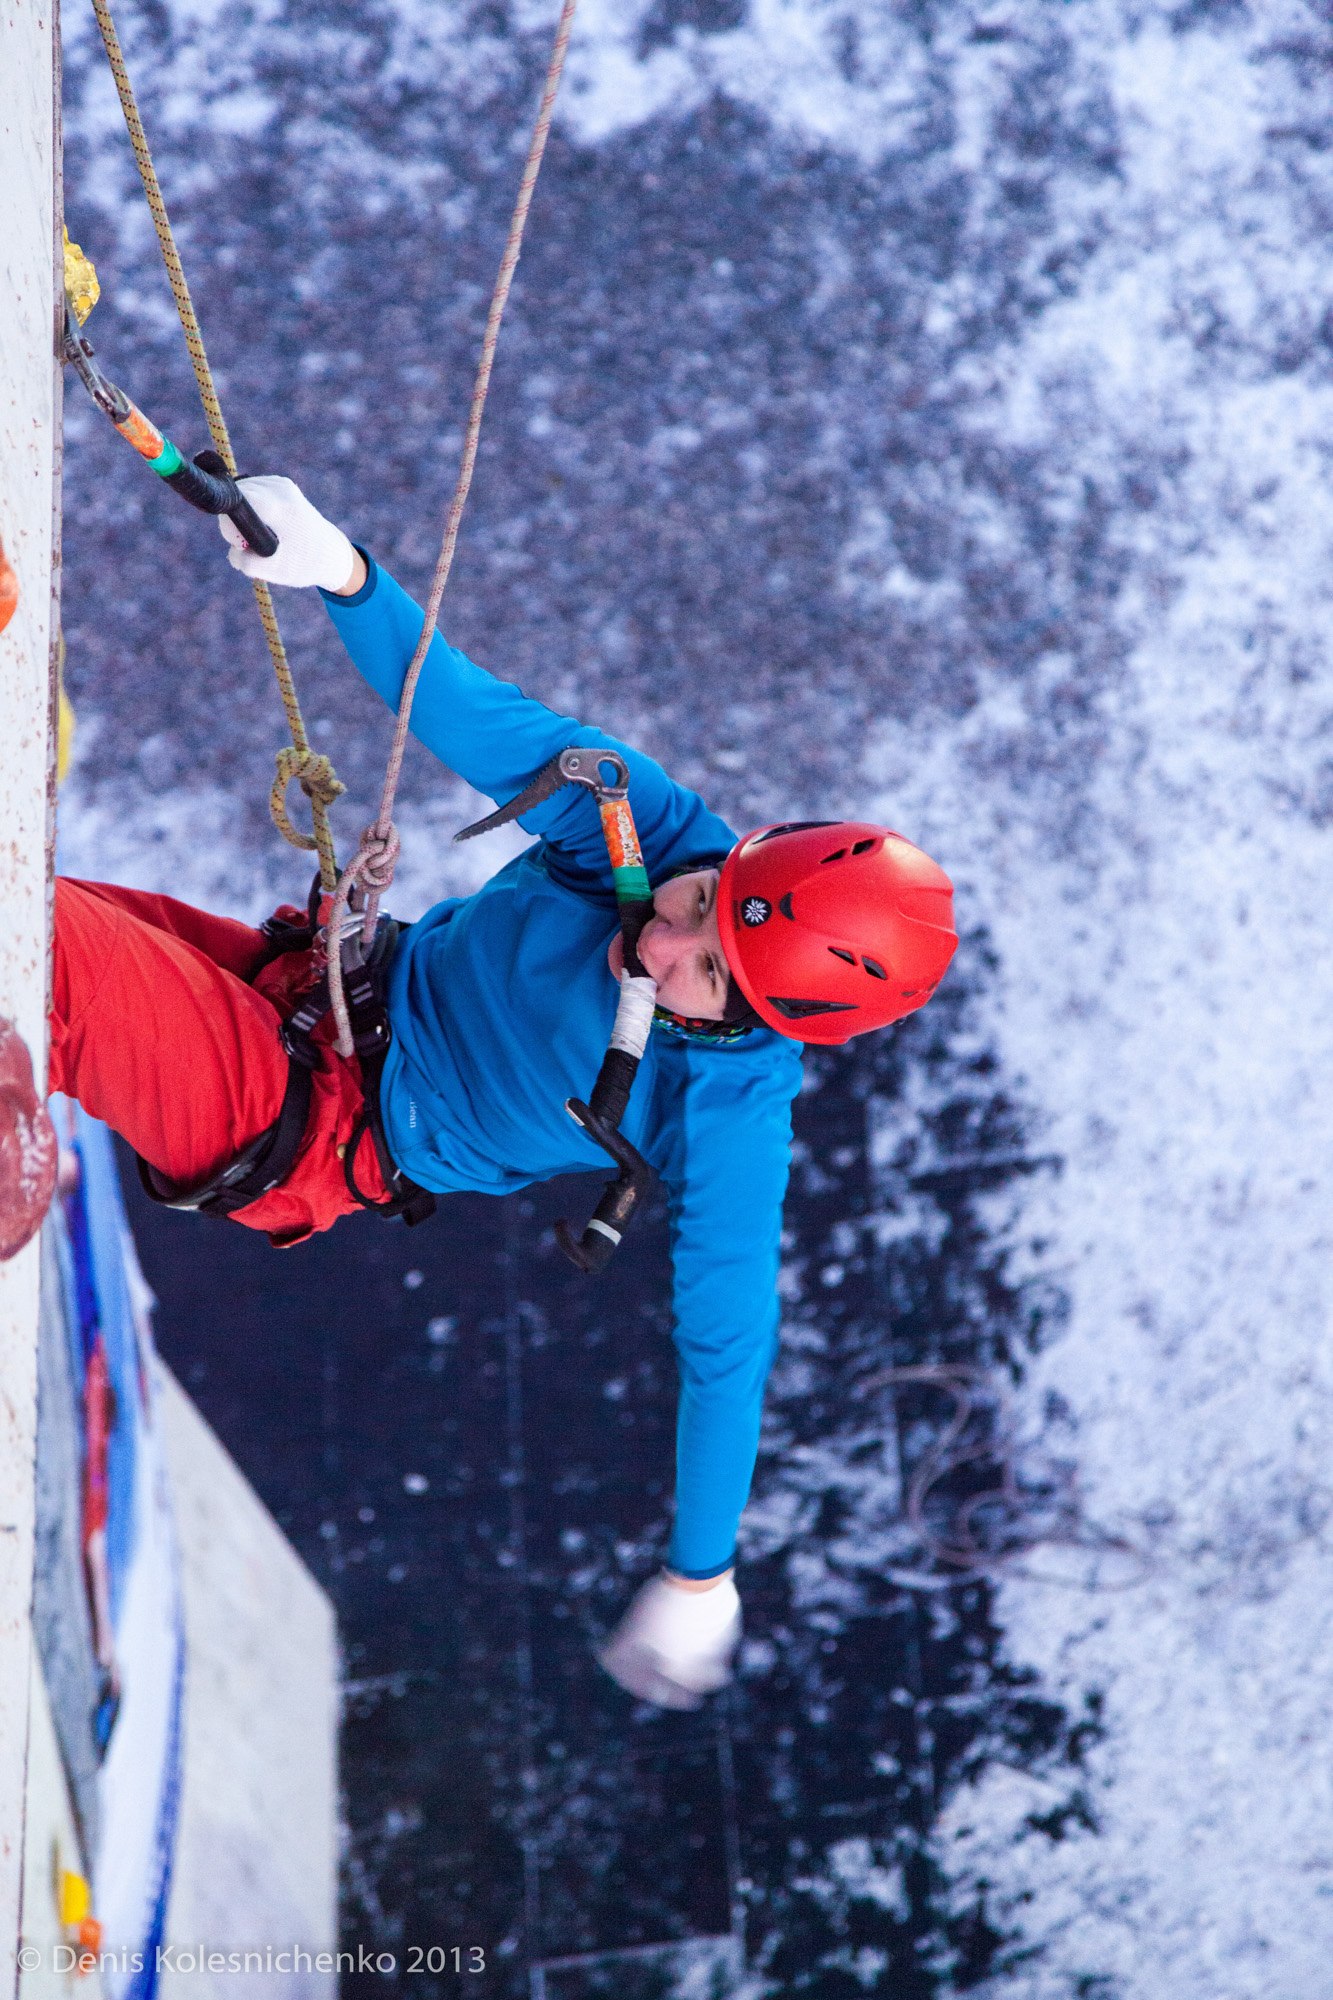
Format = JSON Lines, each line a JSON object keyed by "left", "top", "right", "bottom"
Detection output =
{"left": 741, "top": 896, "right": 772, "bottom": 927}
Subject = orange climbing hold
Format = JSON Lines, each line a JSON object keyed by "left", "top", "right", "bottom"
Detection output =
{"left": 0, "top": 533, "right": 18, "bottom": 635}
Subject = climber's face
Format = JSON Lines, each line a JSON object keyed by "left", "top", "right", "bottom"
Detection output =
{"left": 607, "top": 868, "right": 728, "bottom": 1020}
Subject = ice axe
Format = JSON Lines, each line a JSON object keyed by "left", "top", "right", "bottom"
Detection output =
{"left": 61, "top": 298, "right": 278, "bottom": 557}
{"left": 457, "top": 745, "right": 659, "bottom": 1273}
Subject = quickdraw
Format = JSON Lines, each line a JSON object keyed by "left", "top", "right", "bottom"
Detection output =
{"left": 457, "top": 746, "right": 659, "bottom": 1273}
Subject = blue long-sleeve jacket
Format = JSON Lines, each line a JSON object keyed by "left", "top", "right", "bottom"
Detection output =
{"left": 322, "top": 559, "right": 804, "bottom": 1575}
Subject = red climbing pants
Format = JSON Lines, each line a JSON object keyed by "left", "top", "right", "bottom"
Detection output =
{"left": 49, "top": 878, "right": 388, "bottom": 1246}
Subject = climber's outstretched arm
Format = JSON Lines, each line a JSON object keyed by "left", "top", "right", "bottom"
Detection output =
{"left": 220, "top": 476, "right": 737, "bottom": 886}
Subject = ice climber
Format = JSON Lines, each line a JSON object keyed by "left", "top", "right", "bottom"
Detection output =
{"left": 9, "top": 477, "right": 958, "bottom": 1709}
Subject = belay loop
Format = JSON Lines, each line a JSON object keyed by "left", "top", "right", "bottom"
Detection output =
{"left": 456, "top": 746, "right": 659, "bottom": 1273}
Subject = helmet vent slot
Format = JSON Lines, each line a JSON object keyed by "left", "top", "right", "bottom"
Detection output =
{"left": 778, "top": 893, "right": 794, "bottom": 919}
{"left": 820, "top": 848, "right": 847, "bottom": 864}
{"left": 828, "top": 947, "right": 855, "bottom": 964}
{"left": 752, "top": 821, "right": 837, "bottom": 845}
{"left": 851, "top": 838, "right": 876, "bottom": 855}
{"left": 862, "top": 957, "right": 888, "bottom": 979}
{"left": 767, "top": 995, "right": 858, "bottom": 1019}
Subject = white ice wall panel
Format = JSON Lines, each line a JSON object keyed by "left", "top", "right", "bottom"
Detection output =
{"left": 156, "top": 1365, "right": 338, "bottom": 1995}
{"left": 0, "top": 0, "right": 60, "bottom": 1967}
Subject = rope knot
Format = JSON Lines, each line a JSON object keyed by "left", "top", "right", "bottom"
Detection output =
{"left": 354, "top": 821, "right": 401, "bottom": 894}
{"left": 298, "top": 750, "right": 345, "bottom": 810}
{"left": 270, "top": 744, "right": 347, "bottom": 857}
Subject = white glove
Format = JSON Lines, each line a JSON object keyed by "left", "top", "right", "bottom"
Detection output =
{"left": 217, "top": 475, "right": 357, "bottom": 591}
{"left": 598, "top": 1571, "right": 741, "bottom": 1710}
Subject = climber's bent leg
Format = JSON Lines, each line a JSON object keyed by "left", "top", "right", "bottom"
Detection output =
{"left": 61, "top": 877, "right": 270, "bottom": 980}
{"left": 49, "top": 878, "right": 388, "bottom": 1245}
{"left": 50, "top": 877, "right": 290, "bottom": 1187}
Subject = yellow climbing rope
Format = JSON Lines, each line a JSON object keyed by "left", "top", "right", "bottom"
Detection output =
{"left": 87, "top": 0, "right": 344, "bottom": 888}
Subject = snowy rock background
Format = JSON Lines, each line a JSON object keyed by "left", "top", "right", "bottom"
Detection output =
{"left": 59, "top": 0, "right": 1333, "bottom": 1993}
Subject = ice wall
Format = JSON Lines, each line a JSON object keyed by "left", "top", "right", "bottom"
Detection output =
{"left": 0, "top": 0, "right": 60, "bottom": 1959}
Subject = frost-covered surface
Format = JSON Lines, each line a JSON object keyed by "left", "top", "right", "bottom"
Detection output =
{"left": 845, "top": 15, "right": 1333, "bottom": 1992}
{"left": 59, "top": 0, "right": 1333, "bottom": 1991}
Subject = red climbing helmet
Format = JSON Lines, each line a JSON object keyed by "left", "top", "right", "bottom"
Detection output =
{"left": 716, "top": 821, "right": 957, "bottom": 1045}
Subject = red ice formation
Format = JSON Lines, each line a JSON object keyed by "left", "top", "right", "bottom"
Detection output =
{"left": 0, "top": 1015, "right": 56, "bottom": 1260}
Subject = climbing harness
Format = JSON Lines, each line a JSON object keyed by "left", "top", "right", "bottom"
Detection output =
{"left": 135, "top": 882, "right": 436, "bottom": 1231}
{"left": 75, "top": 8, "right": 345, "bottom": 887}
{"left": 457, "top": 747, "right": 659, "bottom": 1272}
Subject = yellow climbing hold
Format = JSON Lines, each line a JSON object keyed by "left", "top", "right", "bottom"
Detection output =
{"left": 57, "top": 1866, "right": 91, "bottom": 1926}
{"left": 57, "top": 630, "right": 75, "bottom": 784}
{"left": 63, "top": 227, "right": 101, "bottom": 326}
{"left": 58, "top": 686, "right": 76, "bottom": 784}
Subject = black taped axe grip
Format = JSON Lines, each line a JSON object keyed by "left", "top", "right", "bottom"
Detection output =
{"left": 588, "top": 1046, "right": 638, "bottom": 1131}
{"left": 167, "top": 448, "right": 280, "bottom": 556}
